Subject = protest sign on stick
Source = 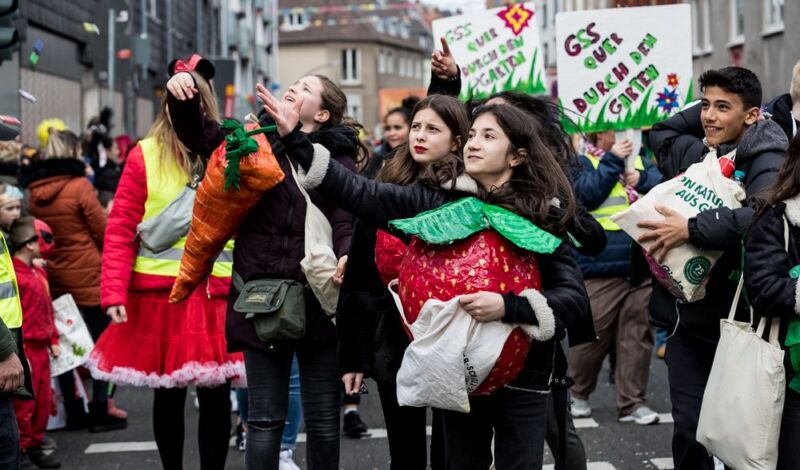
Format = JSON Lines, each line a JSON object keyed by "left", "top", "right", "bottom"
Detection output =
{"left": 556, "top": 4, "right": 693, "bottom": 133}
{"left": 433, "top": 2, "right": 547, "bottom": 101}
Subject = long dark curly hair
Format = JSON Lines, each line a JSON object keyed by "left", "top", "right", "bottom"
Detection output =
{"left": 470, "top": 104, "right": 576, "bottom": 235}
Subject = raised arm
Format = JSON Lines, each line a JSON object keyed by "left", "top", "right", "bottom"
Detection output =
{"left": 166, "top": 72, "right": 225, "bottom": 158}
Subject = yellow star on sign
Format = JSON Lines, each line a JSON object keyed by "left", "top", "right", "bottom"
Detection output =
{"left": 497, "top": 3, "right": 534, "bottom": 36}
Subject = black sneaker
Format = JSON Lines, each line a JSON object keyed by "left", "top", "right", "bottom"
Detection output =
{"left": 89, "top": 402, "right": 127, "bottom": 433}
{"left": 40, "top": 436, "right": 57, "bottom": 450}
{"left": 26, "top": 447, "right": 61, "bottom": 469}
{"left": 343, "top": 411, "right": 368, "bottom": 438}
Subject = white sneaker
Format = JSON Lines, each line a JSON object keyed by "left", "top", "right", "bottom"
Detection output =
{"left": 619, "top": 406, "right": 660, "bottom": 425}
{"left": 279, "top": 449, "right": 301, "bottom": 470}
{"left": 570, "top": 397, "right": 592, "bottom": 418}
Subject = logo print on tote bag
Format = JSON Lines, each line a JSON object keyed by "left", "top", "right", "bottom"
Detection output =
{"left": 684, "top": 256, "right": 711, "bottom": 285}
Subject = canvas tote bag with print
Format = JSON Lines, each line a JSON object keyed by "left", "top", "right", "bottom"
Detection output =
{"left": 611, "top": 150, "right": 745, "bottom": 302}
{"left": 696, "top": 219, "right": 787, "bottom": 470}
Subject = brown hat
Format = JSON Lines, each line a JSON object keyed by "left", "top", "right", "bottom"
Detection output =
{"left": 10, "top": 216, "right": 37, "bottom": 250}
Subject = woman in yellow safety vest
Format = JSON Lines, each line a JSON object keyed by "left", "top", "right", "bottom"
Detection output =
{"left": 88, "top": 55, "right": 242, "bottom": 470}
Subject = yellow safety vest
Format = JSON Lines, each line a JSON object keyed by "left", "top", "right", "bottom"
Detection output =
{"left": 132, "top": 138, "right": 234, "bottom": 278}
{"left": 585, "top": 154, "right": 645, "bottom": 231}
{"left": 0, "top": 232, "right": 23, "bottom": 329}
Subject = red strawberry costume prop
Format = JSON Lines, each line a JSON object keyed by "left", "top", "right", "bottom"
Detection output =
{"left": 389, "top": 197, "right": 561, "bottom": 396}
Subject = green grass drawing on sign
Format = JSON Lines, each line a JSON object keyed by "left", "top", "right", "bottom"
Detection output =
{"left": 459, "top": 49, "right": 547, "bottom": 102}
{"left": 561, "top": 78, "right": 695, "bottom": 134}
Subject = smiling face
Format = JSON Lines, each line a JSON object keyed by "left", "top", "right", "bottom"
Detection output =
{"left": 464, "top": 113, "right": 523, "bottom": 190}
{"left": 283, "top": 75, "right": 328, "bottom": 132}
{"left": 408, "top": 108, "right": 458, "bottom": 164}
{"left": 384, "top": 112, "right": 410, "bottom": 149}
{"left": 701, "top": 85, "right": 760, "bottom": 146}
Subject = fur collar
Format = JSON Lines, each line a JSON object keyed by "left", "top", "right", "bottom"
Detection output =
{"left": 441, "top": 174, "right": 479, "bottom": 195}
{"left": 784, "top": 194, "right": 800, "bottom": 227}
{"left": 19, "top": 158, "right": 86, "bottom": 188}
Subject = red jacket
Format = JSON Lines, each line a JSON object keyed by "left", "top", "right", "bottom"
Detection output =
{"left": 101, "top": 145, "right": 231, "bottom": 309}
{"left": 12, "top": 258, "right": 59, "bottom": 347}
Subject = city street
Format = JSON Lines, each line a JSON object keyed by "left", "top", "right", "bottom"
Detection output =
{"left": 46, "top": 357, "right": 675, "bottom": 470}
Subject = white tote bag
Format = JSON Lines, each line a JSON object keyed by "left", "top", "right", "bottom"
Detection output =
{"left": 287, "top": 158, "right": 340, "bottom": 315}
{"left": 50, "top": 294, "right": 95, "bottom": 377}
{"left": 696, "top": 220, "right": 787, "bottom": 469}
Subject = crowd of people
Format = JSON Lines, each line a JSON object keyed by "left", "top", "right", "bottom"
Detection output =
{"left": 1, "top": 37, "right": 800, "bottom": 470}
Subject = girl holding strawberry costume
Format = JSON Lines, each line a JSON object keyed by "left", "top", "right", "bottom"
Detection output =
{"left": 262, "top": 91, "right": 590, "bottom": 469}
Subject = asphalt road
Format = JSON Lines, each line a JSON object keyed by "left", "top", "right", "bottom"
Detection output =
{"left": 44, "top": 356, "right": 676, "bottom": 470}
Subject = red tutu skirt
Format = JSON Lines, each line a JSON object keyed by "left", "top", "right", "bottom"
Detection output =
{"left": 88, "top": 288, "right": 244, "bottom": 388}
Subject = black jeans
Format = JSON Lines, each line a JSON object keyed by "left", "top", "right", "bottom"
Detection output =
{"left": 778, "top": 388, "right": 800, "bottom": 469}
{"left": 376, "top": 379, "right": 444, "bottom": 470}
{"left": 0, "top": 394, "right": 19, "bottom": 469}
{"left": 243, "top": 344, "right": 340, "bottom": 470}
{"left": 545, "top": 392, "right": 586, "bottom": 470}
{"left": 439, "top": 387, "right": 549, "bottom": 470}
{"left": 665, "top": 330, "right": 716, "bottom": 470}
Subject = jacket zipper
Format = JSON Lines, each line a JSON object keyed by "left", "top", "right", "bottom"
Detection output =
{"left": 277, "top": 167, "right": 296, "bottom": 276}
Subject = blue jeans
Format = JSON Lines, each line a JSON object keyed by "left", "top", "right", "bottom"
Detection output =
{"left": 282, "top": 355, "right": 303, "bottom": 450}
{"left": 237, "top": 356, "right": 304, "bottom": 451}
{"left": 0, "top": 394, "right": 19, "bottom": 469}
{"left": 243, "top": 345, "right": 339, "bottom": 470}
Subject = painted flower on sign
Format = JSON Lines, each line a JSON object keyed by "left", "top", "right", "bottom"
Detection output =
{"left": 667, "top": 73, "right": 679, "bottom": 87}
{"left": 656, "top": 87, "right": 680, "bottom": 113}
{"left": 497, "top": 3, "right": 534, "bottom": 36}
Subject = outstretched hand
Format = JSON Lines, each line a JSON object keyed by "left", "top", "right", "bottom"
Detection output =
{"left": 166, "top": 72, "right": 198, "bottom": 101}
{"left": 431, "top": 37, "right": 458, "bottom": 80}
{"left": 256, "top": 83, "right": 303, "bottom": 137}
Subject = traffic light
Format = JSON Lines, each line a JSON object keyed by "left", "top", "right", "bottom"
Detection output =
{"left": 0, "top": 0, "right": 19, "bottom": 64}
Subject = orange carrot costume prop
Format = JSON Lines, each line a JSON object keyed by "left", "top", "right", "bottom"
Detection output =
{"left": 169, "top": 120, "right": 284, "bottom": 303}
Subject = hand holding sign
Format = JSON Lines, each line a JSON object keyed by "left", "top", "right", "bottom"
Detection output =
{"left": 431, "top": 37, "right": 458, "bottom": 81}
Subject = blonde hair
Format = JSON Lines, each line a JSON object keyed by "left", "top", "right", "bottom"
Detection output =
{"left": 146, "top": 71, "right": 220, "bottom": 177}
{"left": 44, "top": 130, "right": 82, "bottom": 159}
{"left": 0, "top": 141, "right": 21, "bottom": 163}
{"left": 791, "top": 61, "right": 800, "bottom": 103}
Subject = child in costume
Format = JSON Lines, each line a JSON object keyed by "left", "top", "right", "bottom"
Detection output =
{"left": 89, "top": 56, "right": 243, "bottom": 470}
{"left": 10, "top": 217, "right": 61, "bottom": 469}
{"left": 263, "top": 89, "right": 590, "bottom": 469}
{"left": 166, "top": 67, "right": 362, "bottom": 469}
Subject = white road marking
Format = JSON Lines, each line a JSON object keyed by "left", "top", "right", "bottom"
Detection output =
{"left": 658, "top": 413, "right": 674, "bottom": 424}
{"left": 574, "top": 417, "right": 600, "bottom": 428}
{"left": 650, "top": 457, "right": 674, "bottom": 469}
{"left": 545, "top": 463, "right": 617, "bottom": 470}
{"left": 84, "top": 441, "right": 159, "bottom": 454}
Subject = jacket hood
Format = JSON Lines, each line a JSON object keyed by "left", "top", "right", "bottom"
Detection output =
{"left": 19, "top": 158, "right": 87, "bottom": 188}
{"left": 735, "top": 119, "right": 789, "bottom": 164}
{"left": 0, "top": 160, "right": 19, "bottom": 177}
{"left": 308, "top": 125, "right": 359, "bottom": 159}
{"left": 21, "top": 158, "right": 87, "bottom": 205}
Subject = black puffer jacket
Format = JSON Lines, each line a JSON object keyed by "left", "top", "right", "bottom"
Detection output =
{"left": 765, "top": 94, "right": 798, "bottom": 142}
{"left": 648, "top": 103, "right": 788, "bottom": 340}
{"left": 282, "top": 127, "right": 591, "bottom": 390}
{"left": 744, "top": 199, "right": 800, "bottom": 379}
{"left": 167, "top": 94, "right": 356, "bottom": 352}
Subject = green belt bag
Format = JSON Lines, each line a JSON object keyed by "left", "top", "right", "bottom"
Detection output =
{"left": 232, "top": 272, "right": 306, "bottom": 342}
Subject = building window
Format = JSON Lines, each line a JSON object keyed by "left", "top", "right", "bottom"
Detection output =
{"left": 763, "top": 0, "right": 784, "bottom": 33}
{"left": 345, "top": 94, "right": 363, "bottom": 123}
{"left": 282, "top": 11, "right": 308, "bottom": 31}
{"left": 415, "top": 59, "right": 422, "bottom": 79}
{"left": 148, "top": 0, "right": 159, "bottom": 20}
{"left": 341, "top": 48, "right": 361, "bottom": 84}
{"left": 388, "top": 18, "right": 398, "bottom": 36}
{"left": 691, "top": 0, "right": 713, "bottom": 55}
{"left": 378, "top": 50, "right": 386, "bottom": 75}
{"left": 386, "top": 51, "right": 394, "bottom": 75}
{"left": 729, "top": 0, "right": 745, "bottom": 45}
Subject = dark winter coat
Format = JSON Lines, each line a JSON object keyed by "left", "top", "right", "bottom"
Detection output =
{"left": 167, "top": 93, "right": 355, "bottom": 352}
{"left": 765, "top": 93, "right": 798, "bottom": 141}
{"left": 283, "top": 127, "right": 591, "bottom": 390}
{"left": 20, "top": 158, "right": 106, "bottom": 307}
{"left": 647, "top": 103, "right": 788, "bottom": 340}
{"left": 572, "top": 152, "right": 663, "bottom": 279}
{"left": 744, "top": 199, "right": 800, "bottom": 381}
{"left": 0, "top": 160, "right": 19, "bottom": 187}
